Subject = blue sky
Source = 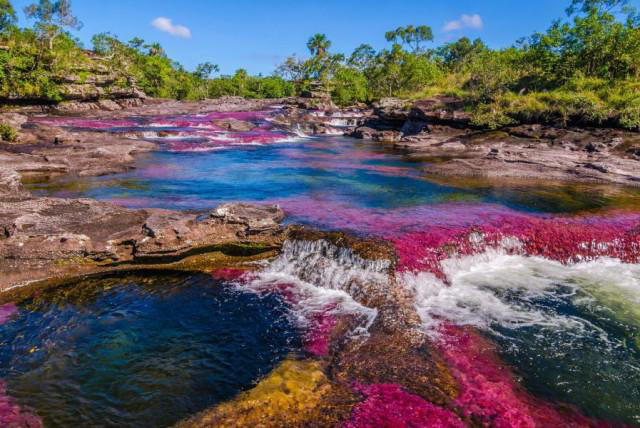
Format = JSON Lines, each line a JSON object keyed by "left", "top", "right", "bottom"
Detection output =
{"left": 9, "top": 0, "right": 635, "bottom": 75}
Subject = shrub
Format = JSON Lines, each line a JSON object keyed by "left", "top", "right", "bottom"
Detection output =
{"left": 0, "top": 123, "right": 18, "bottom": 142}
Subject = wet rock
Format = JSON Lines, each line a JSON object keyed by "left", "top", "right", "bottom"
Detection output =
{"left": 286, "top": 226, "right": 395, "bottom": 266}
{"left": 401, "top": 119, "right": 430, "bottom": 136}
{"left": 212, "top": 118, "right": 255, "bottom": 132}
{"left": 330, "top": 326, "right": 458, "bottom": 405}
{"left": 176, "top": 360, "right": 356, "bottom": 428}
{"left": 351, "top": 126, "right": 402, "bottom": 142}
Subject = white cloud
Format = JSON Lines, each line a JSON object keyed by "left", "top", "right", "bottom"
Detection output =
{"left": 151, "top": 17, "right": 192, "bottom": 39}
{"left": 444, "top": 14, "right": 484, "bottom": 32}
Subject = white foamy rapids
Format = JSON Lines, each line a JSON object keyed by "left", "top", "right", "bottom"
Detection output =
{"left": 241, "top": 239, "right": 384, "bottom": 335}
{"left": 291, "top": 125, "right": 311, "bottom": 138}
{"left": 404, "top": 250, "right": 640, "bottom": 337}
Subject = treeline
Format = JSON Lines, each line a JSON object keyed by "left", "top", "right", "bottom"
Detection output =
{"left": 0, "top": 0, "right": 293, "bottom": 102}
{"left": 278, "top": 0, "right": 640, "bottom": 128}
{"left": 1, "top": 0, "right": 640, "bottom": 129}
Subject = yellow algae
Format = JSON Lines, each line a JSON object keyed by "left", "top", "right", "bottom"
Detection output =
{"left": 175, "top": 359, "right": 334, "bottom": 428}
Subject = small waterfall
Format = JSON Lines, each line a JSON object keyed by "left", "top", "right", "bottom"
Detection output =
{"left": 291, "top": 124, "right": 311, "bottom": 138}
{"left": 242, "top": 239, "right": 385, "bottom": 336}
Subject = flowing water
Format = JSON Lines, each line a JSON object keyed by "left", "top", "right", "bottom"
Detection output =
{"left": 4, "top": 109, "right": 640, "bottom": 426}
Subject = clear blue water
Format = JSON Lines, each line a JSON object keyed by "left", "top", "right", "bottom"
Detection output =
{"left": 26, "top": 137, "right": 640, "bottom": 215}
{"left": 0, "top": 271, "right": 301, "bottom": 427}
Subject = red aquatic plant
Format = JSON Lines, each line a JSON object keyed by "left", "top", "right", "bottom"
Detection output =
{"left": 438, "top": 325, "right": 616, "bottom": 428}
{"left": 0, "top": 381, "right": 43, "bottom": 428}
{"left": 345, "top": 383, "right": 465, "bottom": 428}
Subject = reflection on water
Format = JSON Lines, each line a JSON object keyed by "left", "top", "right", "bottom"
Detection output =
{"left": 0, "top": 272, "right": 300, "bottom": 427}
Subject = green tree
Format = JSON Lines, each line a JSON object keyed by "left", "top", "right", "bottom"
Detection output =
{"left": 232, "top": 68, "right": 248, "bottom": 95}
{"left": 348, "top": 44, "right": 377, "bottom": 70}
{"left": 24, "top": 0, "right": 82, "bottom": 49}
{"left": 127, "top": 37, "right": 145, "bottom": 51}
{"left": 567, "top": 0, "right": 638, "bottom": 23}
{"left": 307, "top": 33, "right": 331, "bottom": 57}
{"left": 194, "top": 62, "right": 220, "bottom": 79}
{"left": 0, "top": 0, "right": 16, "bottom": 32}
{"left": 437, "top": 37, "right": 488, "bottom": 71}
{"left": 385, "top": 25, "right": 433, "bottom": 53}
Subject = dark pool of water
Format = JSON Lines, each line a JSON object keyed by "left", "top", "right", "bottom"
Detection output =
{"left": 0, "top": 271, "right": 301, "bottom": 427}
{"left": 492, "top": 284, "right": 640, "bottom": 425}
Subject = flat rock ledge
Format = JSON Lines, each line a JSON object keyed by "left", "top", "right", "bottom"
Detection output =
{"left": 0, "top": 177, "right": 286, "bottom": 289}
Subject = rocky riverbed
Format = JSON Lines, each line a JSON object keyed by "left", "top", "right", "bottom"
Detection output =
{"left": 1, "top": 96, "right": 640, "bottom": 427}
{"left": 276, "top": 96, "right": 640, "bottom": 186}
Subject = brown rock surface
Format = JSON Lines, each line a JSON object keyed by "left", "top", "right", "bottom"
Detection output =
{"left": 0, "top": 198, "right": 285, "bottom": 290}
{"left": 212, "top": 118, "right": 256, "bottom": 131}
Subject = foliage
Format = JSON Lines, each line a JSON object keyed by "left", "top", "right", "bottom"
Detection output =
{"left": 0, "top": 0, "right": 16, "bottom": 32}
{"left": 331, "top": 65, "right": 368, "bottom": 106}
{"left": 435, "top": 37, "right": 488, "bottom": 72}
{"left": 2, "top": 0, "right": 640, "bottom": 130}
{"left": 385, "top": 25, "right": 434, "bottom": 53}
{"left": 307, "top": 33, "right": 331, "bottom": 57}
{"left": 24, "top": 0, "right": 82, "bottom": 50}
{"left": 0, "top": 123, "right": 17, "bottom": 142}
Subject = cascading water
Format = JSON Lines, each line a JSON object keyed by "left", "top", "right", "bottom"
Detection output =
{"left": 237, "top": 239, "right": 382, "bottom": 354}
{"left": 14, "top": 109, "right": 640, "bottom": 426}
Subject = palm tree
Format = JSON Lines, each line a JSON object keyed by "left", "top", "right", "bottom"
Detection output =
{"left": 307, "top": 33, "right": 331, "bottom": 57}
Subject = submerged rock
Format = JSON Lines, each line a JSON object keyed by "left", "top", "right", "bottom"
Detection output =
{"left": 175, "top": 360, "right": 354, "bottom": 428}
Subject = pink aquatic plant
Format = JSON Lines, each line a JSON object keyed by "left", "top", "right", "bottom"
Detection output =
{"left": 0, "top": 304, "right": 17, "bottom": 325}
{"left": 345, "top": 383, "right": 465, "bottom": 428}
{"left": 0, "top": 381, "right": 43, "bottom": 428}
{"left": 438, "top": 325, "right": 612, "bottom": 428}
{"left": 303, "top": 311, "right": 337, "bottom": 356}
{"left": 391, "top": 212, "right": 640, "bottom": 277}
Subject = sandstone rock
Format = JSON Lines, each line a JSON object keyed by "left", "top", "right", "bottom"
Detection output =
{"left": 97, "top": 99, "right": 122, "bottom": 111}
{"left": 212, "top": 118, "right": 255, "bottom": 132}
{"left": 351, "top": 126, "right": 402, "bottom": 142}
{"left": 0, "top": 169, "right": 30, "bottom": 201}
{"left": 212, "top": 203, "right": 285, "bottom": 233}
{"left": 0, "top": 199, "right": 286, "bottom": 288}
{"left": 0, "top": 113, "right": 28, "bottom": 129}
{"left": 410, "top": 97, "right": 472, "bottom": 127}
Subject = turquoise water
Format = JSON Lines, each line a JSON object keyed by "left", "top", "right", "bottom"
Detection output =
{"left": 27, "top": 137, "right": 640, "bottom": 215}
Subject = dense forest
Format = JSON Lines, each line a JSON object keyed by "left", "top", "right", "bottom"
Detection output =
{"left": 1, "top": 0, "right": 640, "bottom": 129}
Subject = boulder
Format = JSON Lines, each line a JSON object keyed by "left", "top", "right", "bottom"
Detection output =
{"left": 0, "top": 113, "right": 28, "bottom": 129}
{"left": 212, "top": 118, "right": 256, "bottom": 132}
{"left": 351, "top": 126, "right": 402, "bottom": 142}
{"left": 211, "top": 203, "right": 285, "bottom": 233}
